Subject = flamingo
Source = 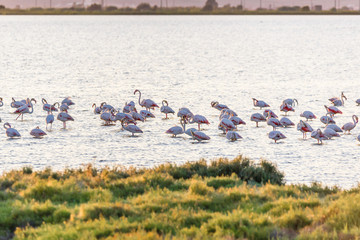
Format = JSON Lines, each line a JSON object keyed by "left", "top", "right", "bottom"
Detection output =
{"left": 280, "top": 102, "right": 295, "bottom": 115}
{"left": 297, "top": 120, "right": 313, "bottom": 139}
{"left": 101, "top": 102, "right": 114, "bottom": 111}
{"left": 252, "top": 98, "right": 270, "bottom": 109}
{"left": 57, "top": 110, "right": 74, "bottom": 129}
{"left": 3, "top": 123, "right": 20, "bottom": 138}
{"left": 61, "top": 97, "right": 75, "bottom": 106}
{"left": 280, "top": 117, "right": 295, "bottom": 127}
{"left": 165, "top": 118, "right": 185, "bottom": 137}
{"left": 320, "top": 114, "right": 336, "bottom": 125}
{"left": 46, "top": 112, "right": 55, "bottom": 131}
{"left": 10, "top": 98, "right": 26, "bottom": 108}
{"left": 219, "top": 118, "right": 236, "bottom": 133}
{"left": 230, "top": 116, "right": 246, "bottom": 127}
{"left": 0, "top": 97, "right": 3, "bottom": 107}
{"left": 356, "top": 99, "right": 360, "bottom": 106}
{"left": 189, "top": 129, "right": 210, "bottom": 142}
{"left": 250, "top": 113, "right": 266, "bottom": 127}
{"left": 134, "top": 89, "right": 159, "bottom": 112}
{"left": 100, "top": 109, "right": 116, "bottom": 126}
{"left": 123, "top": 101, "right": 135, "bottom": 113}
{"left": 14, "top": 98, "right": 35, "bottom": 120}
{"left": 263, "top": 109, "right": 278, "bottom": 118}
{"left": 60, "top": 103, "right": 69, "bottom": 112}
{"left": 160, "top": 100, "right": 175, "bottom": 119}
{"left": 311, "top": 129, "right": 328, "bottom": 144}
{"left": 177, "top": 108, "right": 193, "bottom": 118}
{"left": 182, "top": 118, "right": 197, "bottom": 137}
{"left": 266, "top": 114, "right": 282, "bottom": 130}
{"left": 30, "top": 126, "right": 47, "bottom": 138}
{"left": 342, "top": 115, "right": 358, "bottom": 134}
{"left": 220, "top": 109, "right": 237, "bottom": 118}
{"left": 187, "top": 114, "right": 210, "bottom": 130}
{"left": 226, "top": 131, "right": 242, "bottom": 141}
{"left": 283, "top": 98, "right": 298, "bottom": 107}
{"left": 357, "top": 134, "right": 360, "bottom": 142}
{"left": 140, "top": 110, "right": 155, "bottom": 120}
{"left": 115, "top": 112, "right": 136, "bottom": 125}
{"left": 300, "top": 111, "right": 316, "bottom": 121}
{"left": 326, "top": 124, "right": 343, "bottom": 133}
{"left": 323, "top": 127, "right": 340, "bottom": 139}
{"left": 130, "top": 109, "right": 145, "bottom": 122}
{"left": 324, "top": 105, "right": 342, "bottom": 118}
{"left": 42, "top": 99, "right": 59, "bottom": 114}
{"left": 211, "top": 101, "right": 229, "bottom": 111}
{"left": 92, "top": 103, "right": 102, "bottom": 114}
{"left": 268, "top": 130, "right": 286, "bottom": 143}
{"left": 329, "top": 92, "right": 347, "bottom": 106}
{"left": 121, "top": 119, "right": 143, "bottom": 137}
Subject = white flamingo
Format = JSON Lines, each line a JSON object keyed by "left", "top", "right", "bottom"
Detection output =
{"left": 30, "top": 126, "right": 47, "bottom": 138}
{"left": 268, "top": 130, "right": 286, "bottom": 143}
{"left": 342, "top": 115, "right": 358, "bottom": 134}
{"left": 211, "top": 101, "right": 229, "bottom": 111}
{"left": 300, "top": 111, "right": 316, "bottom": 121}
{"left": 250, "top": 113, "right": 266, "bottom": 127}
{"left": 134, "top": 89, "right": 159, "bottom": 112}
{"left": 4, "top": 123, "right": 20, "bottom": 138}
{"left": 121, "top": 119, "right": 143, "bottom": 136}
{"left": 311, "top": 129, "right": 328, "bottom": 144}
{"left": 57, "top": 110, "right": 74, "bottom": 129}
{"left": 160, "top": 100, "right": 175, "bottom": 119}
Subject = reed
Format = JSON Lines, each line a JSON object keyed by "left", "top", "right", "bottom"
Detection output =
{"left": 0, "top": 156, "right": 358, "bottom": 239}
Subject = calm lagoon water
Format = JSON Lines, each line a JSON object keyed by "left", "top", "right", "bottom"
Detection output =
{"left": 0, "top": 15, "right": 360, "bottom": 188}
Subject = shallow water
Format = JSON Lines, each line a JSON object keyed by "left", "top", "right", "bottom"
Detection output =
{"left": 1, "top": 15, "right": 360, "bottom": 188}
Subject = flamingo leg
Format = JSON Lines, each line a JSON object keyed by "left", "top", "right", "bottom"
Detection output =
{"left": 165, "top": 113, "right": 168, "bottom": 119}
{"left": 16, "top": 114, "right": 21, "bottom": 120}
{"left": 256, "top": 122, "right": 258, "bottom": 127}
{"left": 63, "top": 122, "right": 66, "bottom": 129}
{"left": 198, "top": 124, "right": 200, "bottom": 131}
{"left": 22, "top": 114, "right": 23, "bottom": 121}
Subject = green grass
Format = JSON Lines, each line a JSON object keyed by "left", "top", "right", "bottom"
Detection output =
{"left": 0, "top": 155, "right": 358, "bottom": 239}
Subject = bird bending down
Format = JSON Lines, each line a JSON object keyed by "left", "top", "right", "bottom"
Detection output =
{"left": 189, "top": 129, "right": 210, "bottom": 142}
{"left": 252, "top": 98, "right": 270, "bottom": 109}
{"left": 4, "top": 123, "right": 21, "bottom": 138}
{"left": 14, "top": 98, "right": 36, "bottom": 121}
{"left": 311, "top": 129, "right": 328, "bottom": 144}
{"left": 329, "top": 92, "right": 346, "bottom": 106}
{"left": 165, "top": 118, "right": 185, "bottom": 137}
{"left": 268, "top": 130, "right": 286, "bottom": 143}
{"left": 30, "top": 126, "right": 47, "bottom": 138}
{"left": 187, "top": 114, "right": 210, "bottom": 130}
{"left": 297, "top": 120, "right": 313, "bottom": 139}
{"left": 211, "top": 101, "right": 229, "bottom": 111}
{"left": 250, "top": 113, "right": 266, "bottom": 127}
{"left": 121, "top": 119, "right": 143, "bottom": 137}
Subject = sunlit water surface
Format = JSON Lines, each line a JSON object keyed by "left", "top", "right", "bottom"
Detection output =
{"left": 1, "top": 16, "right": 360, "bottom": 188}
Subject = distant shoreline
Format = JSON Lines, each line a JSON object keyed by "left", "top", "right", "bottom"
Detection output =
{"left": 1, "top": 9, "right": 360, "bottom": 15}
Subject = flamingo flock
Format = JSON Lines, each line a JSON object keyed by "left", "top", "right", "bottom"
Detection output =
{"left": 1, "top": 90, "right": 360, "bottom": 145}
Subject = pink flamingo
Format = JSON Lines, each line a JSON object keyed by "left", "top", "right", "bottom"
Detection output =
{"left": 211, "top": 101, "right": 229, "bottom": 111}
{"left": 121, "top": 119, "right": 143, "bottom": 137}
{"left": 134, "top": 89, "right": 159, "bottom": 112}
{"left": 187, "top": 114, "right": 210, "bottom": 130}
{"left": 30, "top": 126, "right": 47, "bottom": 138}
{"left": 189, "top": 129, "right": 210, "bottom": 142}
{"left": 297, "top": 120, "right": 313, "bottom": 139}
{"left": 14, "top": 98, "right": 36, "bottom": 121}
{"left": 268, "top": 130, "right": 286, "bottom": 143}
{"left": 300, "top": 111, "right": 316, "bottom": 121}
{"left": 57, "top": 110, "right": 74, "bottom": 129}
{"left": 280, "top": 102, "right": 295, "bottom": 115}
{"left": 250, "top": 113, "right": 266, "bottom": 127}
{"left": 324, "top": 105, "right": 342, "bottom": 118}
{"left": 160, "top": 100, "right": 175, "bottom": 119}
{"left": 226, "top": 131, "right": 242, "bottom": 141}
{"left": 342, "top": 115, "right": 358, "bottom": 134}
{"left": 252, "top": 98, "right": 270, "bottom": 109}
{"left": 311, "top": 129, "right": 328, "bottom": 144}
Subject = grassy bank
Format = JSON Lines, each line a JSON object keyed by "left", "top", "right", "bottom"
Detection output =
{"left": 0, "top": 155, "right": 359, "bottom": 239}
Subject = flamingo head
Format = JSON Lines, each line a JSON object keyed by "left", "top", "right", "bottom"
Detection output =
{"left": 92, "top": 103, "right": 96, "bottom": 108}
{"left": 42, "top": 98, "right": 47, "bottom": 104}
{"left": 134, "top": 89, "right": 140, "bottom": 95}
{"left": 3, "top": 122, "right": 11, "bottom": 129}
{"left": 31, "top": 98, "right": 37, "bottom": 104}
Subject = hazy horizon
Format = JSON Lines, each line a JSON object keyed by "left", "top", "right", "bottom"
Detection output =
{"left": 0, "top": 0, "right": 359, "bottom": 10}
